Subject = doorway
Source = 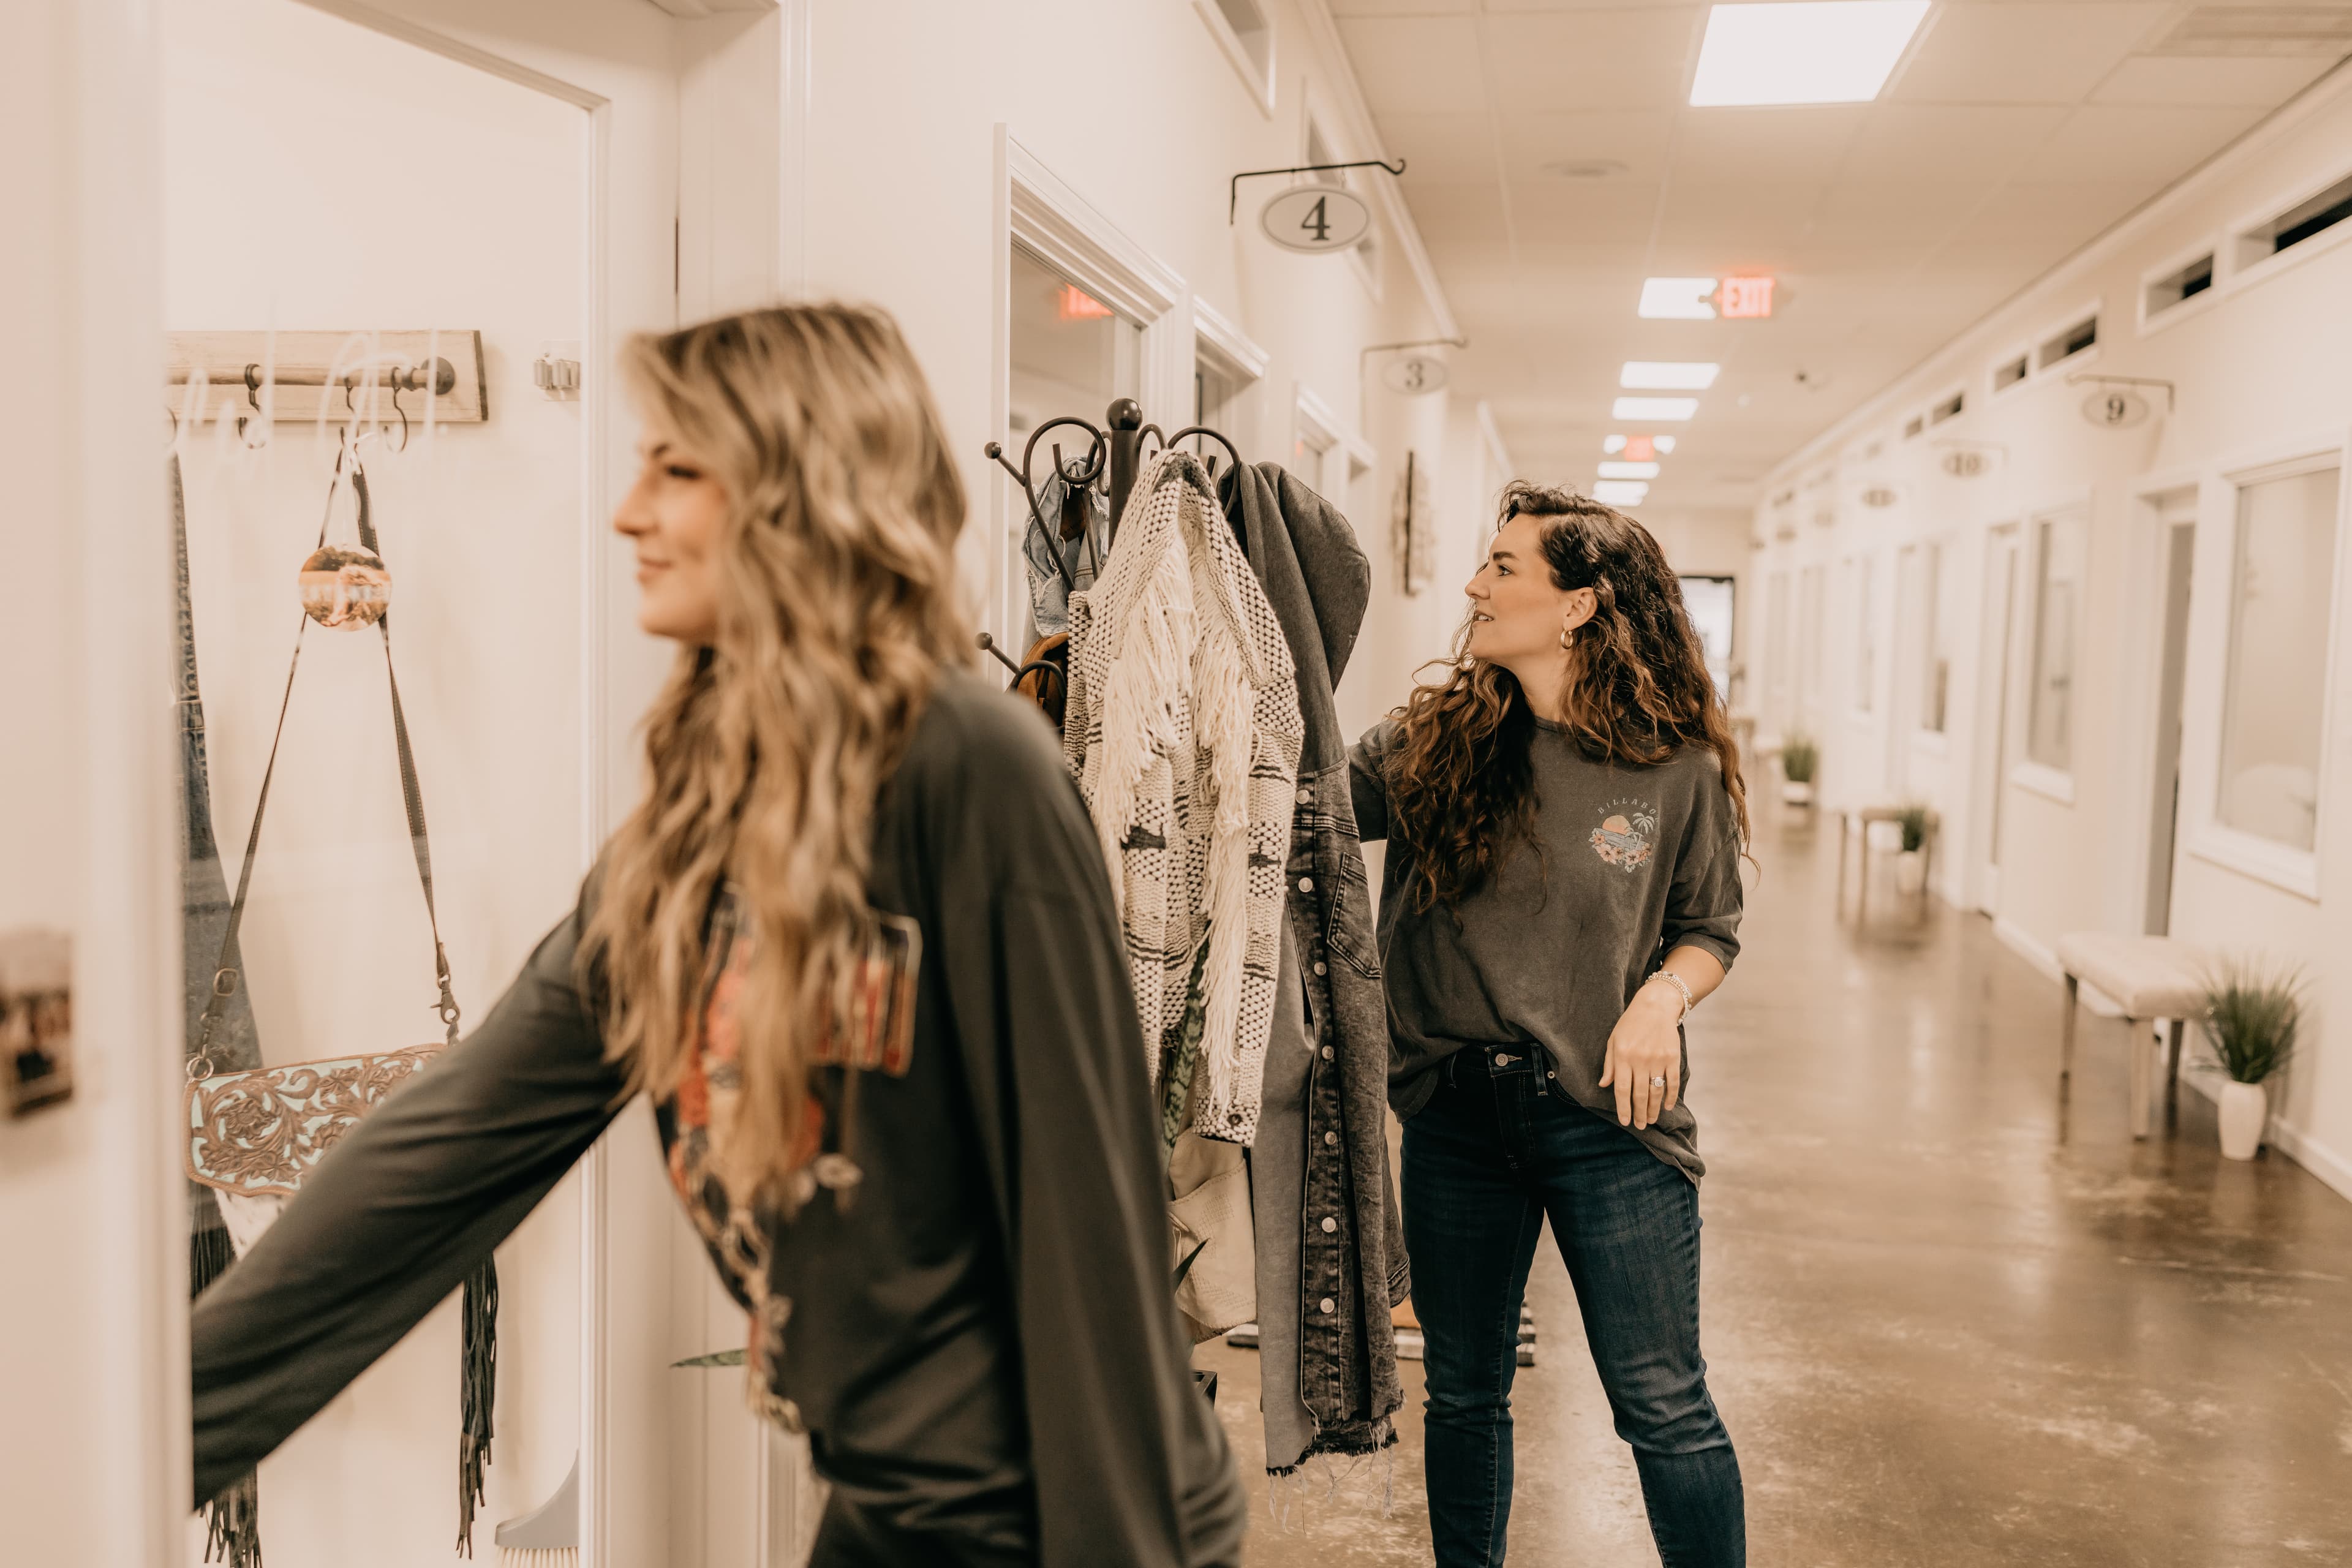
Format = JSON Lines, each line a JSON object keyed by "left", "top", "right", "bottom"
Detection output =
{"left": 2142, "top": 492, "right": 2198, "bottom": 933}
{"left": 1972, "top": 525, "right": 2021, "bottom": 913}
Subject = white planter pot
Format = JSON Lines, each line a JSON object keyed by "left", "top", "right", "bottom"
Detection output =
{"left": 1781, "top": 780, "right": 1814, "bottom": 805}
{"left": 2218, "top": 1080, "right": 2267, "bottom": 1161}
{"left": 1893, "top": 849, "right": 1926, "bottom": 895}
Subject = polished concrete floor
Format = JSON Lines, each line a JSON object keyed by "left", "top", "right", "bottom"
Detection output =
{"left": 1200, "top": 799, "right": 2352, "bottom": 1566}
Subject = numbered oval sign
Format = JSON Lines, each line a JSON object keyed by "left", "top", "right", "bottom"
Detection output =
{"left": 1261, "top": 185, "right": 1372, "bottom": 254}
{"left": 1381, "top": 355, "right": 1448, "bottom": 396}
{"left": 2082, "top": 389, "right": 2151, "bottom": 429}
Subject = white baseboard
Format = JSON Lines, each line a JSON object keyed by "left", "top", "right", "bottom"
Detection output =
{"left": 2173, "top": 1065, "right": 2352, "bottom": 1204}
{"left": 1992, "top": 916, "right": 2060, "bottom": 982}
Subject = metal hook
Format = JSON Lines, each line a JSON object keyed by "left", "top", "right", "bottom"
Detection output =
{"left": 386, "top": 382, "right": 411, "bottom": 454}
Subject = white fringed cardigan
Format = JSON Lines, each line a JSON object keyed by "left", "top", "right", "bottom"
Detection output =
{"left": 1063, "top": 450, "right": 1303, "bottom": 1145}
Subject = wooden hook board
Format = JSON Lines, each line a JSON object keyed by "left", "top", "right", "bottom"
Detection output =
{"left": 165, "top": 330, "right": 489, "bottom": 424}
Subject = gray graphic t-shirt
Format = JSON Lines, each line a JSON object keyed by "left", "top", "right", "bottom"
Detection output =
{"left": 1350, "top": 717, "right": 1745, "bottom": 1182}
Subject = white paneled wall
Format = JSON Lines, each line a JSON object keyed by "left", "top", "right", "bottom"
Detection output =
{"left": 1748, "top": 64, "right": 2352, "bottom": 1199}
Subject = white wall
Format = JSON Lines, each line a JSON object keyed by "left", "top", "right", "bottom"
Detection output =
{"left": 1748, "top": 64, "right": 2352, "bottom": 1199}
{"left": 160, "top": 0, "right": 590, "bottom": 1557}
{"left": 0, "top": 1, "right": 186, "bottom": 1564}
{"left": 796, "top": 0, "right": 1479, "bottom": 738}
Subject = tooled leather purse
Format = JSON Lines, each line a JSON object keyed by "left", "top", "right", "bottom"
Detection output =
{"left": 183, "top": 451, "right": 499, "bottom": 1555}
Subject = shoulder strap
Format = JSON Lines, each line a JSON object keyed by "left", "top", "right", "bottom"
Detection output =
{"left": 190, "top": 454, "right": 461, "bottom": 1076}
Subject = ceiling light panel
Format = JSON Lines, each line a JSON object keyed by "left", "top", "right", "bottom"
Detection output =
{"left": 1654, "top": 435, "right": 1678, "bottom": 453}
{"left": 1689, "top": 2, "right": 1931, "bottom": 108}
{"left": 1640, "top": 277, "right": 1719, "bottom": 318}
{"left": 1593, "top": 480, "right": 1651, "bottom": 505}
{"left": 1613, "top": 396, "right": 1699, "bottom": 420}
{"left": 1621, "top": 361, "right": 1721, "bottom": 390}
{"left": 1604, "top": 434, "right": 1629, "bottom": 454}
{"left": 1599, "top": 461, "right": 1661, "bottom": 480}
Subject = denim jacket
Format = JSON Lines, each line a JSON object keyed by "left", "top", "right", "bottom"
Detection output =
{"left": 1223, "top": 461, "right": 1408, "bottom": 1457}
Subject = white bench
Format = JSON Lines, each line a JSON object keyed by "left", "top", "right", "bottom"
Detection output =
{"left": 2054, "top": 933, "right": 2208, "bottom": 1140}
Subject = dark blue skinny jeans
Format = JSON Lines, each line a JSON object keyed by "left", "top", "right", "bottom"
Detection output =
{"left": 1403, "top": 1046, "right": 1744, "bottom": 1567}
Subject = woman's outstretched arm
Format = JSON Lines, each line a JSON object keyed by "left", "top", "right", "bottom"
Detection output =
{"left": 190, "top": 896, "right": 626, "bottom": 1503}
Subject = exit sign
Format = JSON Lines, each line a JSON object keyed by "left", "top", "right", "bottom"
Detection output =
{"left": 1717, "top": 276, "right": 1774, "bottom": 318}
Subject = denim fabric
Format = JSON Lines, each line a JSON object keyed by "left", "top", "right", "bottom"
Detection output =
{"left": 1224, "top": 458, "right": 1408, "bottom": 1457}
{"left": 1246, "top": 919, "right": 1319, "bottom": 1471}
{"left": 1404, "top": 1047, "right": 1744, "bottom": 1568}
{"left": 1019, "top": 471, "right": 1108, "bottom": 638}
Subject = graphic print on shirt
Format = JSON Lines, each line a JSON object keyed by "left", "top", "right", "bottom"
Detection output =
{"left": 663, "top": 885, "right": 924, "bottom": 1427}
{"left": 1589, "top": 799, "right": 1660, "bottom": 873}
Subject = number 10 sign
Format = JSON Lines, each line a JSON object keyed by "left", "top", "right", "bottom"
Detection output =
{"left": 1261, "top": 185, "right": 1373, "bottom": 254}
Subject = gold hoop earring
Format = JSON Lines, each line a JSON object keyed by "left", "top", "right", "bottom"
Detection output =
{"left": 1559, "top": 625, "right": 1574, "bottom": 650}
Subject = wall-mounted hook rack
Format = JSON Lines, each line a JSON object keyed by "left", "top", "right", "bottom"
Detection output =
{"left": 164, "top": 330, "right": 489, "bottom": 424}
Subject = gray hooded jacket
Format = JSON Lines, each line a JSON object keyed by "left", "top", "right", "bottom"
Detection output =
{"left": 1221, "top": 461, "right": 1408, "bottom": 1465}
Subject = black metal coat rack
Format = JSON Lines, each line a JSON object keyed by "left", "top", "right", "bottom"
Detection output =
{"left": 978, "top": 398, "right": 1246, "bottom": 681}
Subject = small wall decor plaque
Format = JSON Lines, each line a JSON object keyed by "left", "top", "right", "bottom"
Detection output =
{"left": 1, "top": 929, "right": 74, "bottom": 1117}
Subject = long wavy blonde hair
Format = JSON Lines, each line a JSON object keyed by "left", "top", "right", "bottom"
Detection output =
{"left": 578, "top": 304, "right": 970, "bottom": 1198}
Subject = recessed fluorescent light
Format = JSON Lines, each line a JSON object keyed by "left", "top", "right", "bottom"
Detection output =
{"left": 1640, "top": 277, "right": 1719, "bottom": 319}
{"left": 1593, "top": 480, "right": 1650, "bottom": 506}
{"left": 1622, "top": 361, "right": 1721, "bottom": 390}
{"left": 1654, "top": 435, "right": 1678, "bottom": 454}
{"left": 1613, "top": 396, "right": 1699, "bottom": 421}
{"left": 1599, "top": 461, "right": 1661, "bottom": 480}
{"left": 1689, "top": 1, "right": 1931, "bottom": 108}
{"left": 1604, "top": 434, "right": 1629, "bottom": 454}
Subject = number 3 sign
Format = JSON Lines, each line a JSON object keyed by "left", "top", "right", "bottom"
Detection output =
{"left": 1261, "top": 185, "right": 1373, "bottom": 254}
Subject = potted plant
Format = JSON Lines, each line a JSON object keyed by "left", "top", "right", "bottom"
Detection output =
{"left": 1779, "top": 734, "right": 1819, "bottom": 807}
{"left": 1893, "top": 803, "right": 1932, "bottom": 895}
{"left": 2196, "top": 959, "right": 2303, "bottom": 1160}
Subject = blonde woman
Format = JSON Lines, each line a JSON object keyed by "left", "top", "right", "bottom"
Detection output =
{"left": 190, "top": 305, "right": 1246, "bottom": 1568}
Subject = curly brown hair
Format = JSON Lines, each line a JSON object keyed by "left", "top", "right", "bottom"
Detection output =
{"left": 1385, "top": 482, "right": 1751, "bottom": 911}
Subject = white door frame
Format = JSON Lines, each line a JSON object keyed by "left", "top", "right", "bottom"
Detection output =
{"left": 990, "top": 129, "right": 1191, "bottom": 646}
{"left": 1970, "top": 522, "right": 2022, "bottom": 913}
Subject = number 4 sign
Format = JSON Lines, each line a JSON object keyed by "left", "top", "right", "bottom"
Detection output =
{"left": 1261, "top": 185, "right": 1373, "bottom": 254}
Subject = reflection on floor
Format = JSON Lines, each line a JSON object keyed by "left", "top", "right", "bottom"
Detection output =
{"left": 1200, "top": 799, "right": 2352, "bottom": 1566}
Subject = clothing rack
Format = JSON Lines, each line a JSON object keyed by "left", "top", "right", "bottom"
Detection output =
{"left": 978, "top": 397, "right": 1245, "bottom": 681}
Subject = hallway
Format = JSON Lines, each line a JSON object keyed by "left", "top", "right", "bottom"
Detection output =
{"left": 1205, "top": 797, "right": 2352, "bottom": 1566}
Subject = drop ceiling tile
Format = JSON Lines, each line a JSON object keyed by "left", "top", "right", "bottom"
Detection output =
{"left": 1656, "top": 181, "right": 1832, "bottom": 249}
{"left": 1841, "top": 104, "right": 2072, "bottom": 182}
{"left": 1506, "top": 180, "right": 1667, "bottom": 241}
{"left": 1329, "top": 0, "right": 1474, "bottom": 13}
{"left": 1954, "top": 178, "right": 2157, "bottom": 236}
{"left": 1804, "top": 178, "right": 2001, "bottom": 251}
{"left": 1890, "top": 4, "right": 2171, "bottom": 105}
{"left": 1669, "top": 106, "right": 1870, "bottom": 185}
{"left": 1483, "top": 9, "right": 1707, "bottom": 109}
{"left": 2013, "top": 103, "right": 2267, "bottom": 183}
{"left": 1334, "top": 17, "right": 1486, "bottom": 113}
{"left": 2091, "top": 53, "right": 2337, "bottom": 105}
{"left": 1502, "top": 111, "right": 1678, "bottom": 185}
{"left": 1483, "top": 0, "right": 1698, "bottom": 10}
{"left": 1374, "top": 113, "right": 1504, "bottom": 186}
{"left": 1400, "top": 184, "right": 1515, "bottom": 247}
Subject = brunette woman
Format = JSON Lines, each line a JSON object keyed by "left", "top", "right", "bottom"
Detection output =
{"left": 1351, "top": 483, "right": 1750, "bottom": 1567}
{"left": 189, "top": 305, "right": 1246, "bottom": 1568}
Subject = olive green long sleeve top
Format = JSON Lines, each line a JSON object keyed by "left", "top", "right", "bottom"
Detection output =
{"left": 190, "top": 670, "right": 1246, "bottom": 1567}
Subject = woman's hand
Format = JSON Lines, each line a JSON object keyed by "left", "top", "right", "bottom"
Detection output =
{"left": 1599, "top": 949, "right": 1725, "bottom": 1129}
{"left": 1600, "top": 982, "right": 1685, "bottom": 1130}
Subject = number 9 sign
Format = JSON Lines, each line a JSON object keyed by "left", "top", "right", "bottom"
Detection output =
{"left": 2079, "top": 389, "right": 2151, "bottom": 429}
{"left": 1261, "top": 185, "right": 1373, "bottom": 254}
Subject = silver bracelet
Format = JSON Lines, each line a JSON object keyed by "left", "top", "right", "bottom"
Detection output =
{"left": 1647, "top": 968, "right": 1694, "bottom": 1020}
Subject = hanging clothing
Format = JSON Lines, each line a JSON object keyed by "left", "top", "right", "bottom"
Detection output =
{"left": 1063, "top": 449, "right": 1303, "bottom": 1147}
{"left": 1020, "top": 469, "right": 1109, "bottom": 638}
{"left": 1220, "top": 460, "right": 1409, "bottom": 1465}
{"left": 172, "top": 453, "right": 267, "bottom": 1568}
{"left": 189, "top": 671, "right": 1248, "bottom": 1568}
